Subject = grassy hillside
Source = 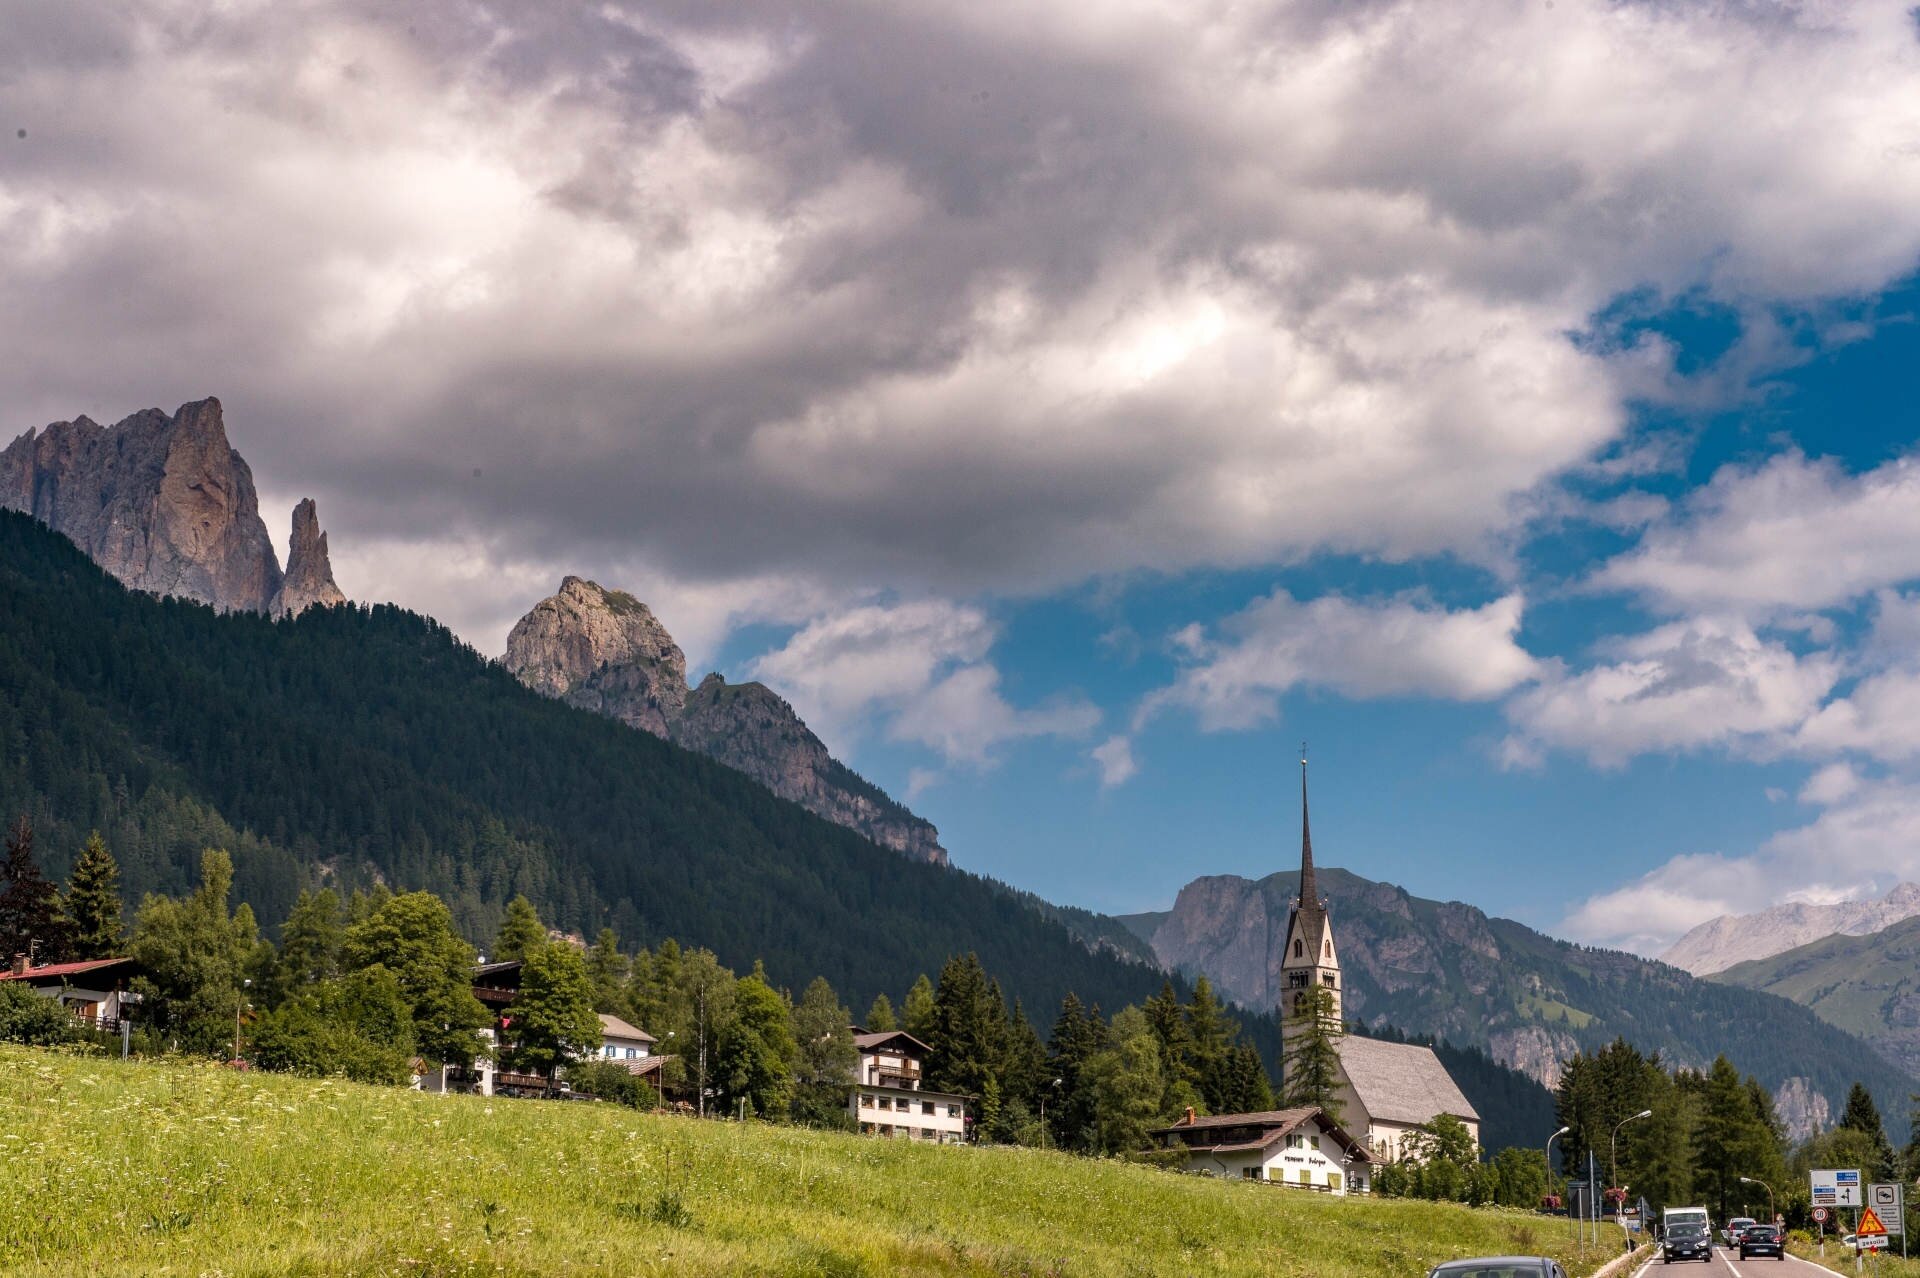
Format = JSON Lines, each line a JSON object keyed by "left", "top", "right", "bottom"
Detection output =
{"left": 1711, "top": 914, "right": 1920, "bottom": 1075}
{"left": 0, "top": 1044, "right": 1631, "bottom": 1278}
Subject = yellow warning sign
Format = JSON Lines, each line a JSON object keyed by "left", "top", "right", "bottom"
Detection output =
{"left": 1858, "top": 1207, "right": 1889, "bottom": 1238}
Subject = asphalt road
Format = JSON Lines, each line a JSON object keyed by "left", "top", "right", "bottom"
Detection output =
{"left": 1631, "top": 1243, "right": 1880, "bottom": 1277}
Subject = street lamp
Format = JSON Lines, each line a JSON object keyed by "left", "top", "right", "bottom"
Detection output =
{"left": 1740, "top": 1175, "right": 1776, "bottom": 1223}
{"left": 231, "top": 977, "right": 252, "bottom": 1063}
{"left": 1040, "top": 1077, "right": 1062, "bottom": 1149}
{"left": 1610, "top": 1110, "right": 1652, "bottom": 1193}
{"left": 1547, "top": 1125, "right": 1572, "bottom": 1237}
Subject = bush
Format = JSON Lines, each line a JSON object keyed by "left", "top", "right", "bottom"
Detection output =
{"left": 0, "top": 983, "right": 76, "bottom": 1046}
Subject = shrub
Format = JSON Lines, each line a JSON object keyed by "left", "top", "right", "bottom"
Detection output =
{"left": 0, "top": 983, "right": 76, "bottom": 1046}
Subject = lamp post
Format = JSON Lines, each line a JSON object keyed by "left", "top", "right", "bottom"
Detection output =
{"left": 1547, "top": 1125, "right": 1572, "bottom": 1240}
{"left": 231, "top": 977, "right": 252, "bottom": 1063}
{"left": 1739, "top": 1175, "right": 1776, "bottom": 1224}
{"left": 1611, "top": 1110, "right": 1652, "bottom": 1252}
{"left": 1040, "top": 1077, "right": 1062, "bottom": 1149}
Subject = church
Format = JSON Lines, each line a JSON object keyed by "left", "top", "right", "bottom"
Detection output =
{"left": 1280, "top": 755, "right": 1481, "bottom": 1164}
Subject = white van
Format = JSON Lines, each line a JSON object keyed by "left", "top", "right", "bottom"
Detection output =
{"left": 1662, "top": 1206, "right": 1710, "bottom": 1236}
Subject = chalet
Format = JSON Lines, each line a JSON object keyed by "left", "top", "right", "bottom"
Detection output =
{"left": 0, "top": 955, "right": 141, "bottom": 1030}
{"left": 1149, "top": 1106, "right": 1372, "bottom": 1192}
{"left": 849, "top": 1029, "right": 967, "bottom": 1143}
{"left": 597, "top": 1013, "right": 656, "bottom": 1062}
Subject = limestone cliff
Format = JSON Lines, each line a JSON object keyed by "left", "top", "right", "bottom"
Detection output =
{"left": 502, "top": 579, "right": 948, "bottom": 865}
{"left": 1, "top": 397, "right": 346, "bottom": 618}
{"left": 1, "top": 398, "right": 283, "bottom": 611}
{"left": 271, "top": 498, "right": 347, "bottom": 618}
{"left": 1662, "top": 882, "right": 1920, "bottom": 976}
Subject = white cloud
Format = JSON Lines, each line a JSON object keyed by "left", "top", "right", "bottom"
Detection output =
{"left": 1799, "top": 761, "right": 1862, "bottom": 806}
{"left": 748, "top": 599, "right": 1096, "bottom": 766}
{"left": 1503, "top": 617, "right": 1841, "bottom": 767}
{"left": 1597, "top": 451, "right": 1920, "bottom": 617}
{"left": 1091, "top": 735, "right": 1139, "bottom": 788}
{"left": 1147, "top": 590, "right": 1540, "bottom": 732}
{"left": 1563, "top": 777, "right": 1920, "bottom": 952}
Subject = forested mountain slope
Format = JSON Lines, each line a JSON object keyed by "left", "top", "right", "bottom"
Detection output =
{"left": 0, "top": 511, "right": 1167, "bottom": 1020}
{"left": 1122, "top": 867, "right": 1917, "bottom": 1136}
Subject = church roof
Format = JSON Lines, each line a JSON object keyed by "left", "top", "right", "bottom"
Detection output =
{"left": 1336, "top": 1035, "right": 1479, "bottom": 1126}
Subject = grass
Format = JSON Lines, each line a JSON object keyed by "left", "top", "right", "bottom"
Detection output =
{"left": 1793, "top": 1238, "right": 1918, "bottom": 1274}
{"left": 1, "top": 1044, "right": 1632, "bottom": 1277}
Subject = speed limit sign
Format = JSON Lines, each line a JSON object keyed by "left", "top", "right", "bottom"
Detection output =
{"left": 1814, "top": 1207, "right": 1830, "bottom": 1223}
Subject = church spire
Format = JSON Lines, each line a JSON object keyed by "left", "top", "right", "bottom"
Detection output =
{"left": 1299, "top": 744, "right": 1319, "bottom": 914}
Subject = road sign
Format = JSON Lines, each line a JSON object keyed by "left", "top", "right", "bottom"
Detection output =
{"left": 1859, "top": 1206, "right": 1889, "bottom": 1239}
{"left": 1815, "top": 1168, "right": 1863, "bottom": 1207}
{"left": 1814, "top": 1207, "right": 1830, "bottom": 1223}
{"left": 1871, "top": 1183, "right": 1906, "bottom": 1236}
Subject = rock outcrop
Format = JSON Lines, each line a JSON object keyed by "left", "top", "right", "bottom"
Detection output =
{"left": 503, "top": 578, "right": 948, "bottom": 865}
{"left": 1662, "top": 882, "right": 1920, "bottom": 975}
{"left": 1, "top": 397, "right": 346, "bottom": 618}
{"left": 1, "top": 398, "right": 284, "bottom": 611}
{"left": 270, "top": 498, "right": 347, "bottom": 618}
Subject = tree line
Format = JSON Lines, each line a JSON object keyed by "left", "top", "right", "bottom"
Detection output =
{"left": 1553, "top": 1035, "right": 1909, "bottom": 1224}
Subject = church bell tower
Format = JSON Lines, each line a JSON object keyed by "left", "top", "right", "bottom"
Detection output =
{"left": 1280, "top": 750, "right": 1342, "bottom": 1046}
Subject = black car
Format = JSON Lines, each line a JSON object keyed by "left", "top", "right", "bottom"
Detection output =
{"left": 1663, "top": 1223, "right": 1712, "bottom": 1263}
{"left": 1738, "top": 1224, "right": 1784, "bottom": 1261}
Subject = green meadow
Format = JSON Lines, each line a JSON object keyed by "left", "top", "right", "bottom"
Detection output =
{"left": 1, "top": 1044, "right": 1629, "bottom": 1277}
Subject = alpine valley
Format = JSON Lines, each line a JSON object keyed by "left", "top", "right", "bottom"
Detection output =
{"left": 2, "top": 400, "right": 1913, "bottom": 1147}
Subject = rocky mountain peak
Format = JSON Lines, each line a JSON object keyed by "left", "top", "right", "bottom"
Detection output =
{"left": 1, "top": 397, "right": 284, "bottom": 612}
{"left": 271, "top": 498, "right": 347, "bottom": 618}
{"left": 502, "top": 581, "right": 947, "bottom": 865}
{"left": 1661, "top": 882, "right": 1920, "bottom": 975}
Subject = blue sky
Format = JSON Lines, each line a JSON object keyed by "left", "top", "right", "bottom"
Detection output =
{"left": 7, "top": 2, "right": 1920, "bottom": 955}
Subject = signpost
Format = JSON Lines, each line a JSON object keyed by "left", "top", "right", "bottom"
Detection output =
{"left": 1815, "top": 1169, "right": 1864, "bottom": 1207}
{"left": 1870, "top": 1182, "right": 1907, "bottom": 1259}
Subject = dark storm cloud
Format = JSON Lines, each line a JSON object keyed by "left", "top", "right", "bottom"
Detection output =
{"left": 3, "top": 0, "right": 1919, "bottom": 649}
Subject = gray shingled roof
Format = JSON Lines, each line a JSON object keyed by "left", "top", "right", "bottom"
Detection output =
{"left": 597, "top": 1013, "right": 656, "bottom": 1043}
{"left": 1336, "top": 1035, "right": 1479, "bottom": 1126}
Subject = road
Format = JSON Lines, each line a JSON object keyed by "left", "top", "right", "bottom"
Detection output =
{"left": 1628, "top": 1243, "right": 1880, "bottom": 1278}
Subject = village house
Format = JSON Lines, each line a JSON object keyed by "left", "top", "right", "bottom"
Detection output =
{"left": 597, "top": 1012, "right": 655, "bottom": 1061}
{"left": 1279, "top": 756, "right": 1481, "bottom": 1164}
{"left": 849, "top": 1029, "right": 967, "bottom": 1143}
{"left": 1150, "top": 1106, "right": 1372, "bottom": 1192}
{"left": 0, "top": 955, "right": 141, "bottom": 1030}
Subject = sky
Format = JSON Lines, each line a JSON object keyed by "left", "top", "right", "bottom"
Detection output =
{"left": 6, "top": 1, "right": 1920, "bottom": 956}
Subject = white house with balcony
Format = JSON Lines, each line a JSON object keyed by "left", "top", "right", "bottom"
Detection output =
{"left": 849, "top": 1029, "right": 967, "bottom": 1143}
{"left": 1149, "top": 1106, "right": 1372, "bottom": 1193}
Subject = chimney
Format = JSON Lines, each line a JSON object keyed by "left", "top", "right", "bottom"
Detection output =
{"left": 10, "top": 953, "right": 27, "bottom": 977}
{"left": 1181, "top": 1105, "right": 1196, "bottom": 1126}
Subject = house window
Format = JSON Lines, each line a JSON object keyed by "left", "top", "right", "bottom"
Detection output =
{"left": 947, "top": 1104, "right": 960, "bottom": 1118}
{"left": 922, "top": 1101, "right": 934, "bottom": 1115}
{"left": 860, "top": 1094, "right": 876, "bottom": 1108}
{"left": 1298, "top": 1169, "right": 1312, "bottom": 1185}
{"left": 1243, "top": 1167, "right": 1261, "bottom": 1180}
{"left": 1328, "top": 1173, "right": 1343, "bottom": 1193}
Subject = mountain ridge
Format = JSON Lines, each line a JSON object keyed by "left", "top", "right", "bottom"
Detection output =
{"left": 1661, "top": 882, "right": 1920, "bottom": 976}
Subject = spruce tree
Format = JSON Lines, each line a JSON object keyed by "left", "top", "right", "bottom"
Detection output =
{"left": 62, "top": 830, "right": 123, "bottom": 959}
{"left": 863, "top": 992, "right": 897, "bottom": 1031}
{"left": 0, "top": 816, "right": 64, "bottom": 962}
{"left": 585, "top": 928, "right": 628, "bottom": 1015}
{"left": 1839, "top": 1081, "right": 1898, "bottom": 1180}
{"left": 926, "top": 953, "right": 1008, "bottom": 1100}
{"left": 790, "top": 976, "right": 857, "bottom": 1127}
{"left": 901, "top": 973, "right": 936, "bottom": 1040}
{"left": 493, "top": 894, "right": 544, "bottom": 963}
{"left": 1280, "top": 985, "right": 1345, "bottom": 1121}
{"left": 1184, "top": 976, "right": 1236, "bottom": 1112}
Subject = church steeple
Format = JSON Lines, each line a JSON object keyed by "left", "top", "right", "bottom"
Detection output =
{"left": 1280, "top": 745, "right": 1340, "bottom": 1043}
{"left": 1299, "top": 746, "right": 1319, "bottom": 917}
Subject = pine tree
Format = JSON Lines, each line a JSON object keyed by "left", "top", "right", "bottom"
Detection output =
{"left": 585, "top": 928, "right": 628, "bottom": 1015}
{"left": 926, "top": 954, "right": 1007, "bottom": 1101}
{"left": 1221, "top": 1042, "right": 1274, "bottom": 1113}
{"left": 272, "top": 889, "right": 345, "bottom": 999}
{"left": 863, "top": 992, "right": 897, "bottom": 1031}
{"left": 0, "top": 816, "right": 65, "bottom": 962}
{"left": 1184, "top": 976, "right": 1236, "bottom": 1112}
{"left": 493, "top": 894, "right": 544, "bottom": 963}
{"left": 62, "top": 830, "right": 123, "bottom": 959}
{"left": 1047, "top": 993, "right": 1111, "bottom": 1151}
{"left": 1280, "top": 985, "right": 1345, "bottom": 1121}
{"left": 1838, "top": 1081, "right": 1898, "bottom": 1180}
{"left": 902, "top": 974, "right": 936, "bottom": 1040}
{"left": 1085, "top": 1006, "right": 1166, "bottom": 1154}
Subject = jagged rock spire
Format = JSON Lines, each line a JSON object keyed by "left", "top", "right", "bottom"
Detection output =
{"left": 271, "top": 498, "right": 347, "bottom": 617}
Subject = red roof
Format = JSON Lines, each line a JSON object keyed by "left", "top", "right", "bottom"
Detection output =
{"left": 0, "top": 957, "right": 137, "bottom": 982}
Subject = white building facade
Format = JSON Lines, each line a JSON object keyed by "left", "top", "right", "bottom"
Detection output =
{"left": 1150, "top": 1107, "right": 1372, "bottom": 1193}
{"left": 849, "top": 1029, "right": 967, "bottom": 1143}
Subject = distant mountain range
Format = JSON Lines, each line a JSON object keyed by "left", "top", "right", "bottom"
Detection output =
{"left": 1119, "top": 866, "right": 1917, "bottom": 1138}
{"left": 1662, "top": 883, "right": 1920, "bottom": 976}
{"left": 1709, "top": 914, "right": 1920, "bottom": 1077}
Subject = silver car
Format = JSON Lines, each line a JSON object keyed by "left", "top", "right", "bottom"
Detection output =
{"left": 1427, "top": 1259, "right": 1570, "bottom": 1278}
